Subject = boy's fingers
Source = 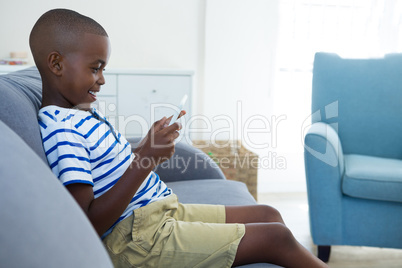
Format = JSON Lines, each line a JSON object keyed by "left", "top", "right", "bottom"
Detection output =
{"left": 174, "top": 130, "right": 181, "bottom": 139}
{"left": 161, "top": 122, "right": 182, "bottom": 134}
{"left": 177, "top": 110, "right": 186, "bottom": 119}
{"left": 165, "top": 116, "right": 172, "bottom": 126}
{"left": 171, "top": 122, "right": 182, "bottom": 131}
{"left": 162, "top": 117, "right": 169, "bottom": 125}
{"left": 163, "top": 110, "right": 186, "bottom": 129}
{"left": 166, "top": 110, "right": 186, "bottom": 126}
{"left": 153, "top": 117, "right": 168, "bottom": 131}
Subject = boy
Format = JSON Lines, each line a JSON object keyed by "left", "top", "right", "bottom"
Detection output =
{"left": 32, "top": 9, "right": 328, "bottom": 268}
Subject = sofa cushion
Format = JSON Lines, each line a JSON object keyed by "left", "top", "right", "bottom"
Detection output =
{"left": 342, "top": 154, "right": 402, "bottom": 203}
{"left": 128, "top": 137, "right": 227, "bottom": 183}
{"left": 0, "top": 120, "right": 113, "bottom": 268}
{"left": 167, "top": 179, "right": 257, "bottom": 205}
{"left": 0, "top": 67, "right": 46, "bottom": 162}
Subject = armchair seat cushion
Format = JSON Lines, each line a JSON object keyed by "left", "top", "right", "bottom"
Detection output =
{"left": 342, "top": 154, "right": 402, "bottom": 203}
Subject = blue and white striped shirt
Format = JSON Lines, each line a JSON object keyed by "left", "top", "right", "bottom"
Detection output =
{"left": 38, "top": 106, "right": 172, "bottom": 238}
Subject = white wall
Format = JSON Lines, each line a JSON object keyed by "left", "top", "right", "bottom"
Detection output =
{"left": 203, "top": 0, "right": 278, "bottom": 137}
{"left": 1, "top": 0, "right": 305, "bottom": 193}
{"left": 0, "top": 0, "right": 203, "bottom": 69}
{"left": 203, "top": 1, "right": 292, "bottom": 193}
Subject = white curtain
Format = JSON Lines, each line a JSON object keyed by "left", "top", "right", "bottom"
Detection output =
{"left": 267, "top": 0, "right": 402, "bottom": 192}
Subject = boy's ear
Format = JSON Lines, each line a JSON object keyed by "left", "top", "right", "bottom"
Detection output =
{"left": 47, "top": 52, "right": 63, "bottom": 76}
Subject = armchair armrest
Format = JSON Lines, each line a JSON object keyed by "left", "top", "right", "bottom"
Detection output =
{"left": 304, "top": 122, "right": 345, "bottom": 174}
{"left": 127, "top": 138, "right": 226, "bottom": 183}
{"left": 304, "top": 122, "right": 345, "bottom": 245}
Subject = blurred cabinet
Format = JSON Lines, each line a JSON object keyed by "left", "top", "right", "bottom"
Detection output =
{"left": 0, "top": 65, "right": 32, "bottom": 75}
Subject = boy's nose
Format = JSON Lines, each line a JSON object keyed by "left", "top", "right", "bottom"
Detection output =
{"left": 98, "top": 73, "right": 106, "bottom": 85}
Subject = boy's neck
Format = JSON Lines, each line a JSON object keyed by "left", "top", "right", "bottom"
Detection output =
{"left": 41, "top": 87, "right": 92, "bottom": 111}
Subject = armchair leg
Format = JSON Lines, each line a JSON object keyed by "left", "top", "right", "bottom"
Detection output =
{"left": 317, "top": 245, "right": 331, "bottom": 263}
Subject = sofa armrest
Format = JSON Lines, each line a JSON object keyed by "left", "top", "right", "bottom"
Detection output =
{"left": 127, "top": 138, "right": 226, "bottom": 183}
{"left": 303, "top": 122, "right": 345, "bottom": 245}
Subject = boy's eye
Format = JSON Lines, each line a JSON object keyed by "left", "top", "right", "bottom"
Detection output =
{"left": 92, "top": 68, "right": 106, "bottom": 74}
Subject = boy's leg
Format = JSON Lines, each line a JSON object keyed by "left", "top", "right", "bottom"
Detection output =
{"left": 233, "top": 223, "right": 328, "bottom": 268}
{"left": 225, "top": 204, "right": 285, "bottom": 224}
{"left": 225, "top": 205, "right": 328, "bottom": 268}
{"left": 104, "top": 195, "right": 245, "bottom": 268}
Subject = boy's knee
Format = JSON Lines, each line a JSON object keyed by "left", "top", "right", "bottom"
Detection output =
{"left": 269, "top": 223, "right": 297, "bottom": 250}
{"left": 260, "top": 205, "right": 284, "bottom": 223}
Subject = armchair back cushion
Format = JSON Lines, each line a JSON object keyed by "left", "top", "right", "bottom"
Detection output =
{"left": 312, "top": 53, "right": 402, "bottom": 158}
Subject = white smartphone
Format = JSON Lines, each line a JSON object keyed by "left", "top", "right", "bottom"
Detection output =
{"left": 168, "top": 94, "right": 188, "bottom": 126}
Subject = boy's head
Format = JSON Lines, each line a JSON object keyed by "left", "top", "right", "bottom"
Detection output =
{"left": 30, "top": 9, "right": 111, "bottom": 109}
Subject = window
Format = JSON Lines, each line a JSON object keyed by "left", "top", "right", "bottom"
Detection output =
{"left": 277, "top": 0, "right": 402, "bottom": 72}
{"left": 267, "top": 0, "right": 402, "bottom": 192}
{"left": 273, "top": 0, "right": 402, "bottom": 152}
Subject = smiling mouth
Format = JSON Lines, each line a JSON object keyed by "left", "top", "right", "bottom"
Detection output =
{"left": 89, "top": 90, "right": 98, "bottom": 97}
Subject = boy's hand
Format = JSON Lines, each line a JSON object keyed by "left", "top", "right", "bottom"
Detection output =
{"left": 133, "top": 110, "right": 186, "bottom": 157}
{"left": 165, "top": 110, "right": 186, "bottom": 126}
{"left": 134, "top": 115, "right": 183, "bottom": 168}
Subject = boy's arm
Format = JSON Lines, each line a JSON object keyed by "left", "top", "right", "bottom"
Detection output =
{"left": 66, "top": 117, "right": 181, "bottom": 236}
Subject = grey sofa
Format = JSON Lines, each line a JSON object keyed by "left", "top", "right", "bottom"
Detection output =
{"left": 0, "top": 67, "right": 280, "bottom": 268}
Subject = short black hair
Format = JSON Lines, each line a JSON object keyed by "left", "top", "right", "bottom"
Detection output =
{"left": 29, "top": 9, "right": 108, "bottom": 70}
{"left": 30, "top": 8, "right": 107, "bottom": 39}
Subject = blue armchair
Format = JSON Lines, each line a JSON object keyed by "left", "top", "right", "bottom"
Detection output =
{"left": 304, "top": 52, "right": 402, "bottom": 262}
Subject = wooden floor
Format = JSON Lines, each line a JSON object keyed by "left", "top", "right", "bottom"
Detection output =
{"left": 257, "top": 192, "right": 402, "bottom": 268}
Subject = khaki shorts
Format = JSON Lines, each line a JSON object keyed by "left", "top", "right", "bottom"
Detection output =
{"left": 103, "top": 194, "right": 245, "bottom": 268}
